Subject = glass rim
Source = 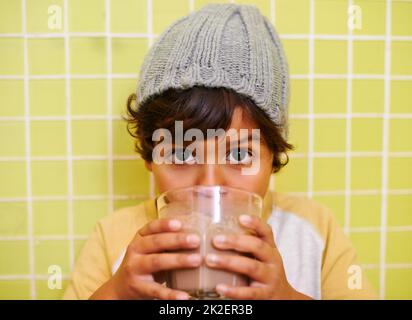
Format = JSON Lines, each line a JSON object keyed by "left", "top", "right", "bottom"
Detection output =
{"left": 155, "top": 184, "right": 263, "bottom": 206}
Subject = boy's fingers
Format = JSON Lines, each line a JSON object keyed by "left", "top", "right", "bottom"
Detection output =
{"left": 238, "top": 215, "right": 276, "bottom": 247}
{"left": 138, "top": 280, "right": 190, "bottom": 300}
{"left": 136, "top": 253, "right": 202, "bottom": 274}
{"left": 212, "top": 233, "right": 276, "bottom": 263}
{"left": 137, "top": 232, "right": 200, "bottom": 254}
{"left": 138, "top": 218, "right": 183, "bottom": 237}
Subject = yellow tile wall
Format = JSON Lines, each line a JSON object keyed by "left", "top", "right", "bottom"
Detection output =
{"left": 0, "top": 0, "right": 411, "bottom": 300}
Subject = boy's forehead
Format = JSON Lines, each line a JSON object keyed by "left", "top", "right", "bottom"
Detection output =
{"left": 228, "top": 106, "right": 258, "bottom": 131}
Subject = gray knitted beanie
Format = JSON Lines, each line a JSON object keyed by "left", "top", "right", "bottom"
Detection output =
{"left": 136, "top": 3, "right": 290, "bottom": 139}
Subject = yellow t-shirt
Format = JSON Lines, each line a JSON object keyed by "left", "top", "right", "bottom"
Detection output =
{"left": 63, "top": 190, "right": 377, "bottom": 300}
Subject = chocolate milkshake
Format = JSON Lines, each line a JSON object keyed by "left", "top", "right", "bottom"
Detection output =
{"left": 166, "top": 214, "right": 250, "bottom": 299}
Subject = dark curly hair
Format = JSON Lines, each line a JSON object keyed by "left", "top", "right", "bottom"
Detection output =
{"left": 124, "top": 86, "right": 293, "bottom": 173}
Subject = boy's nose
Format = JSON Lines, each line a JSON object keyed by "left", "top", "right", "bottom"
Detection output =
{"left": 195, "top": 164, "right": 226, "bottom": 187}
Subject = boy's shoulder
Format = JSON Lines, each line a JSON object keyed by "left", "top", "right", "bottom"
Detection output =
{"left": 100, "top": 194, "right": 158, "bottom": 228}
{"left": 273, "top": 192, "right": 334, "bottom": 218}
{"left": 93, "top": 198, "right": 157, "bottom": 265}
{"left": 271, "top": 191, "right": 339, "bottom": 243}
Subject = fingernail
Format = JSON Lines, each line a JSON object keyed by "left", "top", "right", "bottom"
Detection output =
{"left": 187, "top": 254, "right": 201, "bottom": 265}
{"left": 169, "top": 219, "right": 181, "bottom": 230}
{"left": 206, "top": 253, "right": 219, "bottom": 265}
{"left": 186, "top": 234, "right": 200, "bottom": 245}
{"left": 213, "top": 234, "right": 226, "bottom": 245}
{"left": 239, "top": 214, "right": 252, "bottom": 226}
{"left": 176, "top": 292, "right": 190, "bottom": 300}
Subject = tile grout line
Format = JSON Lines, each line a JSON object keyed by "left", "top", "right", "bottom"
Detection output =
{"left": 307, "top": 0, "right": 314, "bottom": 199}
{"left": 0, "top": 155, "right": 142, "bottom": 161}
{"left": 379, "top": 0, "right": 392, "bottom": 300}
{"left": 344, "top": 0, "right": 354, "bottom": 235}
{"left": 270, "top": 0, "right": 277, "bottom": 193}
{"left": 0, "top": 188, "right": 412, "bottom": 203}
{"left": 106, "top": 0, "right": 114, "bottom": 215}
{"left": 2, "top": 263, "right": 412, "bottom": 281}
{"left": 148, "top": 0, "right": 155, "bottom": 199}
{"left": 0, "top": 194, "right": 161, "bottom": 202}
{"left": 3, "top": 262, "right": 412, "bottom": 281}
{"left": 287, "top": 189, "right": 412, "bottom": 196}
{"left": 1, "top": 224, "right": 412, "bottom": 242}
{"left": 289, "top": 113, "right": 412, "bottom": 119}
{"left": 2, "top": 112, "right": 412, "bottom": 122}
{"left": 289, "top": 151, "right": 412, "bottom": 158}
{"left": 63, "top": 0, "right": 75, "bottom": 273}
{"left": 3, "top": 150, "right": 412, "bottom": 161}
{"left": 1, "top": 73, "right": 412, "bottom": 81}
{"left": 0, "top": 236, "right": 90, "bottom": 241}
{"left": 1, "top": 32, "right": 412, "bottom": 41}
{"left": 0, "top": 188, "right": 411, "bottom": 202}
{"left": 270, "top": 0, "right": 276, "bottom": 25}
{"left": 21, "top": 0, "right": 36, "bottom": 300}
{"left": 289, "top": 74, "right": 412, "bottom": 80}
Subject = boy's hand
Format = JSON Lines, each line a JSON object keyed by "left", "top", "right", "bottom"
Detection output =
{"left": 206, "top": 214, "right": 313, "bottom": 300}
{"left": 90, "top": 218, "right": 201, "bottom": 300}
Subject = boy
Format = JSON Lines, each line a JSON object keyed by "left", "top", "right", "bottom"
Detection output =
{"left": 63, "top": 3, "right": 376, "bottom": 300}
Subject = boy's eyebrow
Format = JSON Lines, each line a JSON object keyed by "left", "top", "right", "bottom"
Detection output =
{"left": 170, "top": 132, "right": 262, "bottom": 147}
{"left": 225, "top": 132, "right": 263, "bottom": 146}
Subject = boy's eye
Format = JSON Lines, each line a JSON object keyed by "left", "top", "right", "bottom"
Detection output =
{"left": 227, "top": 148, "right": 253, "bottom": 165}
{"left": 171, "top": 148, "right": 196, "bottom": 164}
